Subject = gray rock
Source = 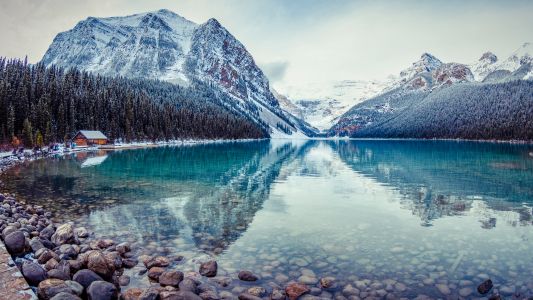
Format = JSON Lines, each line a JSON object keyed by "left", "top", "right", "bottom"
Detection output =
{"left": 159, "top": 270, "right": 184, "bottom": 287}
{"left": 199, "top": 260, "right": 217, "bottom": 277}
{"left": 4, "top": 230, "right": 26, "bottom": 255}
{"left": 22, "top": 261, "right": 48, "bottom": 285}
{"left": 477, "top": 279, "right": 493, "bottom": 294}
{"left": 119, "top": 275, "right": 130, "bottom": 286}
{"left": 238, "top": 293, "right": 262, "bottom": 300}
{"left": 166, "top": 291, "right": 203, "bottom": 300}
{"left": 87, "top": 280, "right": 118, "bottom": 300}
{"left": 30, "top": 237, "right": 45, "bottom": 252}
{"left": 238, "top": 270, "right": 258, "bottom": 282}
{"left": 50, "top": 292, "right": 82, "bottom": 300}
{"left": 48, "top": 269, "right": 70, "bottom": 281}
{"left": 179, "top": 278, "right": 198, "bottom": 293}
{"left": 73, "top": 269, "right": 104, "bottom": 289}
{"left": 65, "top": 280, "right": 84, "bottom": 296}
{"left": 38, "top": 279, "right": 71, "bottom": 300}
{"left": 123, "top": 258, "right": 138, "bottom": 268}
{"left": 51, "top": 224, "right": 75, "bottom": 245}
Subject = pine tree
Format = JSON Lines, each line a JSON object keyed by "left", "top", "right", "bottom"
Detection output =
{"left": 22, "top": 118, "right": 33, "bottom": 147}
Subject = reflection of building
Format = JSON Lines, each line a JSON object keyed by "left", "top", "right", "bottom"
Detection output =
{"left": 81, "top": 155, "right": 108, "bottom": 168}
{"left": 72, "top": 130, "right": 108, "bottom": 146}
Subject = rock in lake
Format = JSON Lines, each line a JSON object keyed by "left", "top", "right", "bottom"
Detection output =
{"left": 477, "top": 279, "right": 493, "bottom": 294}
{"left": 73, "top": 269, "right": 104, "bottom": 289}
{"left": 87, "top": 280, "right": 118, "bottom": 300}
{"left": 22, "top": 261, "right": 48, "bottom": 285}
{"left": 238, "top": 270, "right": 258, "bottom": 282}
{"left": 238, "top": 293, "right": 262, "bottom": 300}
{"left": 199, "top": 260, "right": 217, "bottom": 277}
{"left": 51, "top": 224, "right": 75, "bottom": 245}
{"left": 319, "top": 277, "right": 337, "bottom": 289}
{"left": 147, "top": 266, "right": 165, "bottom": 280}
{"left": 4, "top": 230, "right": 26, "bottom": 255}
{"left": 144, "top": 256, "right": 170, "bottom": 268}
{"left": 159, "top": 270, "right": 184, "bottom": 287}
{"left": 119, "top": 274, "right": 131, "bottom": 286}
{"left": 285, "top": 282, "right": 310, "bottom": 300}
{"left": 121, "top": 288, "right": 143, "bottom": 300}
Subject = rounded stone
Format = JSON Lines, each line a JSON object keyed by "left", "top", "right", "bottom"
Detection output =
{"left": 50, "top": 292, "right": 82, "bottom": 300}
{"left": 72, "top": 269, "right": 104, "bottom": 289}
{"left": 199, "top": 260, "right": 217, "bottom": 277}
{"left": 22, "top": 261, "right": 48, "bottom": 286}
{"left": 38, "top": 279, "right": 71, "bottom": 300}
{"left": 285, "top": 282, "right": 310, "bottom": 300}
{"left": 159, "top": 270, "right": 184, "bottom": 287}
{"left": 4, "top": 230, "right": 26, "bottom": 255}
{"left": 51, "top": 224, "right": 75, "bottom": 245}
{"left": 87, "top": 280, "right": 118, "bottom": 300}
{"left": 238, "top": 270, "right": 258, "bottom": 282}
{"left": 147, "top": 266, "right": 166, "bottom": 280}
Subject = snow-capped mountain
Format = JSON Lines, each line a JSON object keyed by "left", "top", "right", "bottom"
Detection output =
{"left": 278, "top": 43, "right": 531, "bottom": 133}
{"left": 274, "top": 80, "right": 388, "bottom": 131}
{"left": 330, "top": 43, "right": 532, "bottom": 137}
{"left": 41, "top": 9, "right": 315, "bottom": 138}
{"left": 470, "top": 42, "right": 532, "bottom": 82}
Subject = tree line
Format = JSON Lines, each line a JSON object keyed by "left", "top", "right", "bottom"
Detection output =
{"left": 0, "top": 57, "right": 267, "bottom": 148}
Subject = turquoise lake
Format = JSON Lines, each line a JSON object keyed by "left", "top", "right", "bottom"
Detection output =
{"left": 2, "top": 140, "right": 533, "bottom": 298}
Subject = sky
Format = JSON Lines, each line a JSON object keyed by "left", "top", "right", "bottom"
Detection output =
{"left": 1, "top": 0, "right": 532, "bottom": 91}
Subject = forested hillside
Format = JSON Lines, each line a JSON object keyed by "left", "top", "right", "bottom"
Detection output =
{"left": 352, "top": 80, "right": 533, "bottom": 140}
{"left": 0, "top": 58, "right": 267, "bottom": 147}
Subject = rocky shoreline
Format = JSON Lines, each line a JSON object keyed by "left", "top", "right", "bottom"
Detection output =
{"left": 0, "top": 190, "right": 322, "bottom": 300}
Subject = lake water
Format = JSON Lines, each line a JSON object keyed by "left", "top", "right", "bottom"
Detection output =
{"left": 2, "top": 140, "right": 533, "bottom": 299}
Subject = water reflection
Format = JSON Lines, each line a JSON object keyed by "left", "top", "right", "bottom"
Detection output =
{"left": 333, "top": 140, "right": 533, "bottom": 227}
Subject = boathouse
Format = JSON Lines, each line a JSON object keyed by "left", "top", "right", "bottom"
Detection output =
{"left": 71, "top": 130, "right": 108, "bottom": 147}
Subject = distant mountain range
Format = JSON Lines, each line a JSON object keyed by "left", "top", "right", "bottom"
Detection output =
{"left": 329, "top": 43, "right": 533, "bottom": 139}
{"left": 41, "top": 9, "right": 317, "bottom": 138}
{"left": 281, "top": 43, "right": 532, "bottom": 135}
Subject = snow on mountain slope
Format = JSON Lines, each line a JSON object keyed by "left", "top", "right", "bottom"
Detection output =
{"left": 330, "top": 53, "right": 475, "bottom": 136}
{"left": 274, "top": 80, "right": 388, "bottom": 131}
{"left": 470, "top": 42, "right": 532, "bottom": 82}
{"left": 41, "top": 9, "right": 316, "bottom": 138}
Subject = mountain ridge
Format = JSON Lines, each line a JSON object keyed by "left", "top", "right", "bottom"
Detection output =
{"left": 41, "top": 9, "right": 316, "bottom": 138}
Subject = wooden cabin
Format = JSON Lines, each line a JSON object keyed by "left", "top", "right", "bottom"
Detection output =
{"left": 71, "top": 130, "right": 108, "bottom": 147}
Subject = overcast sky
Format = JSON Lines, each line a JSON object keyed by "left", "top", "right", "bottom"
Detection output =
{"left": 1, "top": 0, "right": 532, "bottom": 90}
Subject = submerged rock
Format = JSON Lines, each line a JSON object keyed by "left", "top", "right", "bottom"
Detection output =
{"left": 285, "top": 282, "right": 310, "bottom": 300}
{"left": 199, "top": 260, "right": 218, "bottom": 277}
{"left": 477, "top": 279, "right": 493, "bottom": 294}
{"left": 238, "top": 270, "right": 258, "bottom": 282}
{"left": 147, "top": 266, "right": 165, "bottom": 280}
{"left": 159, "top": 270, "right": 184, "bottom": 287}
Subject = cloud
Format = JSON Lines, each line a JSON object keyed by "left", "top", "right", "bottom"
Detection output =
{"left": 259, "top": 61, "right": 289, "bottom": 83}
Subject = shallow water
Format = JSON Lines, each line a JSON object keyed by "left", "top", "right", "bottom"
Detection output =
{"left": 2, "top": 140, "right": 533, "bottom": 298}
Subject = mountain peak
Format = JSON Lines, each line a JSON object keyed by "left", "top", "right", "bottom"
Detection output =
{"left": 418, "top": 52, "right": 442, "bottom": 67}
{"left": 479, "top": 51, "right": 498, "bottom": 63}
{"left": 206, "top": 18, "right": 222, "bottom": 27}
